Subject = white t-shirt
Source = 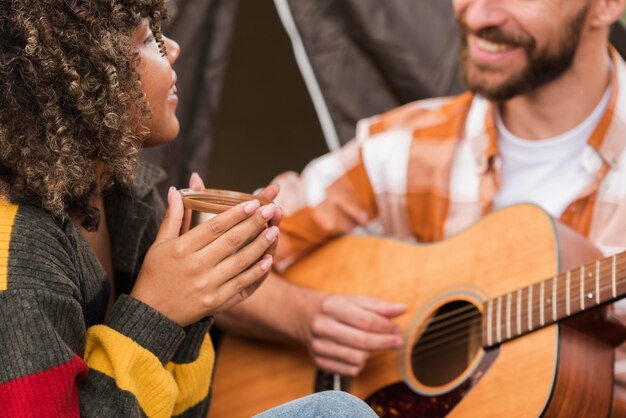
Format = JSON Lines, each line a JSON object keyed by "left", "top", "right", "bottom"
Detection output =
{"left": 493, "top": 85, "right": 611, "bottom": 217}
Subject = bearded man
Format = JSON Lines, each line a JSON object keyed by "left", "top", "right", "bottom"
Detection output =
{"left": 219, "top": 0, "right": 626, "bottom": 403}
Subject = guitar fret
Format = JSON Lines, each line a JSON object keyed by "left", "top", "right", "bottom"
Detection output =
{"left": 517, "top": 289, "right": 522, "bottom": 336}
{"left": 506, "top": 292, "right": 512, "bottom": 339}
{"left": 566, "top": 271, "right": 571, "bottom": 316}
{"left": 539, "top": 282, "right": 546, "bottom": 326}
{"left": 487, "top": 299, "right": 493, "bottom": 346}
{"left": 580, "top": 266, "right": 585, "bottom": 311}
{"left": 613, "top": 255, "right": 618, "bottom": 298}
{"left": 528, "top": 285, "right": 533, "bottom": 331}
{"left": 596, "top": 260, "right": 600, "bottom": 305}
{"left": 552, "top": 276, "right": 557, "bottom": 321}
{"left": 496, "top": 295, "right": 502, "bottom": 343}
{"left": 483, "top": 251, "right": 626, "bottom": 348}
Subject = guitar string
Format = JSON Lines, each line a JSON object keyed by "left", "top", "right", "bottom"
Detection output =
{"left": 363, "top": 284, "right": 621, "bottom": 372}
{"left": 412, "top": 336, "right": 483, "bottom": 361}
{"left": 419, "top": 261, "right": 626, "bottom": 333}
{"left": 407, "top": 299, "right": 622, "bottom": 360}
{"left": 507, "top": 263, "right": 626, "bottom": 321}
{"left": 365, "top": 334, "right": 484, "bottom": 371}
{"left": 413, "top": 307, "right": 477, "bottom": 336}
{"left": 356, "top": 256, "right": 626, "bottom": 374}
{"left": 419, "top": 262, "right": 626, "bottom": 334}
{"left": 405, "top": 269, "right": 626, "bottom": 354}
{"left": 410, "top": 283, "right": 625, "bottom": 355}
{"left": 411, "top": 322, "right": 482, "bottom": 355}
{"left": 412, "top": 312, "right": 481, "bottom": 346}
{"left": 418, "top": 303, "right": 476, "bottom": 327}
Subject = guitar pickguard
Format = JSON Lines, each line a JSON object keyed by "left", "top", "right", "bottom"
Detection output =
{"left": 365, "top": 348, "right": 500, "bottom": 418}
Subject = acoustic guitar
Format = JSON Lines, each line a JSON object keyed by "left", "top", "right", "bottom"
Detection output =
{"left": 209, "top": 204, "right": 626, "bottom": 417}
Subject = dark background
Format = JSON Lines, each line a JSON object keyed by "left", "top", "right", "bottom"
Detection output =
{"left": 206, "top": 0, "right": 327, "bottom": 192}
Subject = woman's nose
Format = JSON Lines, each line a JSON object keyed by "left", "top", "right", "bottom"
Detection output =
{"left": 164, "top": 36, "right": 181, "bottom": 64}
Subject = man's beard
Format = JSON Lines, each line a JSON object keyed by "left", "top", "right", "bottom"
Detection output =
{"left": 458, "top": 6, "right": 589, "bottom": 102}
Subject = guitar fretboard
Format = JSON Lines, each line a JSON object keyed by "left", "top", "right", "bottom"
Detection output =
{"left": 482, "top": 252, "right": 626, "bottom": 347}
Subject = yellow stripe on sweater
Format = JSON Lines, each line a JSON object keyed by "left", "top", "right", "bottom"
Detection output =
{"left": 85, "top": 325, "right": 179, "bottom": 418}
{"left": 0, "top": 200, "right": 18, "bottom": 292}
{"left": 166, "top": 334, "right": 215, "bottom": 416}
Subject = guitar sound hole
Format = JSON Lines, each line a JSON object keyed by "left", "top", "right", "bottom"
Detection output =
{"left": 411, "top": 300, "right": 482, "bottom": 388}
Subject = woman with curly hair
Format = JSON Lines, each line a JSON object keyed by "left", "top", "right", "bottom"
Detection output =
{"left": 0, "top": 0, "right": 380, "bottom": 417}
{"left": 0, "top": 0, "right": 284, "bottom": 416}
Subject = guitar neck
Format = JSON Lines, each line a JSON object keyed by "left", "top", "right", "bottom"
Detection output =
{"left": 482, "top": 252, "right": 626, "bottom": 348}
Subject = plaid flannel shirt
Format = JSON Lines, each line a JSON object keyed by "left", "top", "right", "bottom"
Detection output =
{"left": 273, "top": 47, "right": 626, "bottom": 388}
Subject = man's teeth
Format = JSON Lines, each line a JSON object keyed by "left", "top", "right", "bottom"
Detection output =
{"left": 476, "top": 38, "right": 515, "bottom": 53}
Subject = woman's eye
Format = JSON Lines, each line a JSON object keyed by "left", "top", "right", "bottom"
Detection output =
{"left": 144, "top": 33, "right": 155, "bottom": 45}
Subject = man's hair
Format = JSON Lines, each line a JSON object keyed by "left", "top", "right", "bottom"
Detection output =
{"left": 0, "top": 0, "right": 168, "bottom": 230}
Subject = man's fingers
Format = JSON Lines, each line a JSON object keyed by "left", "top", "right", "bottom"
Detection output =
{"left": 155, "top": 187, "right": 186, "bottom": 243}
{"left": 312, "top": 314, "right": 402, "bottom": 351}
{"left": 314, "top": 356, "right": 365, "bottom": 378}
{"left": 323, "top": 297, "right": 403, "bottom": 334}
{"left": 310, "top": 338, "right": 370, "bottom": 368}
{"left": 351, "top": 296, "right": 407, "bottom": 318}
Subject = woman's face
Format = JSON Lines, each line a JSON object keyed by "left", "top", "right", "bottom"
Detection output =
{"left": 133, "top": 19, "right": 181, "bottom": 147}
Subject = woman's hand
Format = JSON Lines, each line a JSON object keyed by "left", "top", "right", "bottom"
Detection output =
{"left": 185, "top": 174, "right": 284, "bottom": 301}
{"left": 131, "top": 185, "right": 279, "bottom": 327}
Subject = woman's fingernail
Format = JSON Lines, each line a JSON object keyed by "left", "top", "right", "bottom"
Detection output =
{"left": 261, "top": 204, "right": 276, "bottom": 219}
{"left": 265, "top": 226, "right": 279, "bottom": 241}
{"left": 168, "top": 186, "right": 176, "bottom": 204}
{"left": 244, "top": 200, "right": 260, "bottom": 214}
{"left": 260, "top": 255, "right": 273, "bottom": 271}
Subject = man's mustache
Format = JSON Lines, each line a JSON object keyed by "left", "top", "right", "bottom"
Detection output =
{"left": 458, "top": 19, "right": 536, "bottom": 52}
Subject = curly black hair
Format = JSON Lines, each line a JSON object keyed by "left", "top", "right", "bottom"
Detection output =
{"left": 0, "top": 0, "right": 168, "bottom": 230}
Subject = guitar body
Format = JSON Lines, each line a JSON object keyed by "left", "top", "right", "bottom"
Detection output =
{"left": 209, "top": 205, "right": 617, "bottom": 417}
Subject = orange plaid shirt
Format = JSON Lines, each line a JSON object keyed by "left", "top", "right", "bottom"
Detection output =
{"left": 276, "top": 48, "right": 626, "bottom": 263}
{"left": 273, "top": 48, "right": 626, "bottom": 386}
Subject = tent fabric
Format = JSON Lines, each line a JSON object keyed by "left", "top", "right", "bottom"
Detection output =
{"left": 277, "top": 0, "right": 626, "bottom": 149}
{"left": 275, "top": 0, "right": 465, "bottom": 148}
{"left": 141, "top": 0, "right": 239, "bottom": 194}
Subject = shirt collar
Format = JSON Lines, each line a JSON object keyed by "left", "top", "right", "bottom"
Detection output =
{"left": 476, "top": 45, "right": 626, "bottom": 173}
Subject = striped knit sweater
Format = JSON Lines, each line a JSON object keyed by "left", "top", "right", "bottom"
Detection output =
{"left": 0, "top": 162, "right": 215, "bottom": 417}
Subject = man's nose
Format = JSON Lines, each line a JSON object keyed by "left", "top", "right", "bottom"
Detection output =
{"left": 461, "top": 0, "right": 509, "bottom": 32}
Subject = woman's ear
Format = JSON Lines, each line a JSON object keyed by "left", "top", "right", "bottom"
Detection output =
{"left": 589, "top": 0, "right": 626, "bottom": 29}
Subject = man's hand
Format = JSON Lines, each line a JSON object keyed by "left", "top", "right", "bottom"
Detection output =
{"left": 304, "top": 295, "right": 406, "bottom": 376}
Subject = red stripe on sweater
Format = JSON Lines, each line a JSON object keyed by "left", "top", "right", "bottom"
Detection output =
{"left": 0, "top": 356, "right": 88, "bottom": 417}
